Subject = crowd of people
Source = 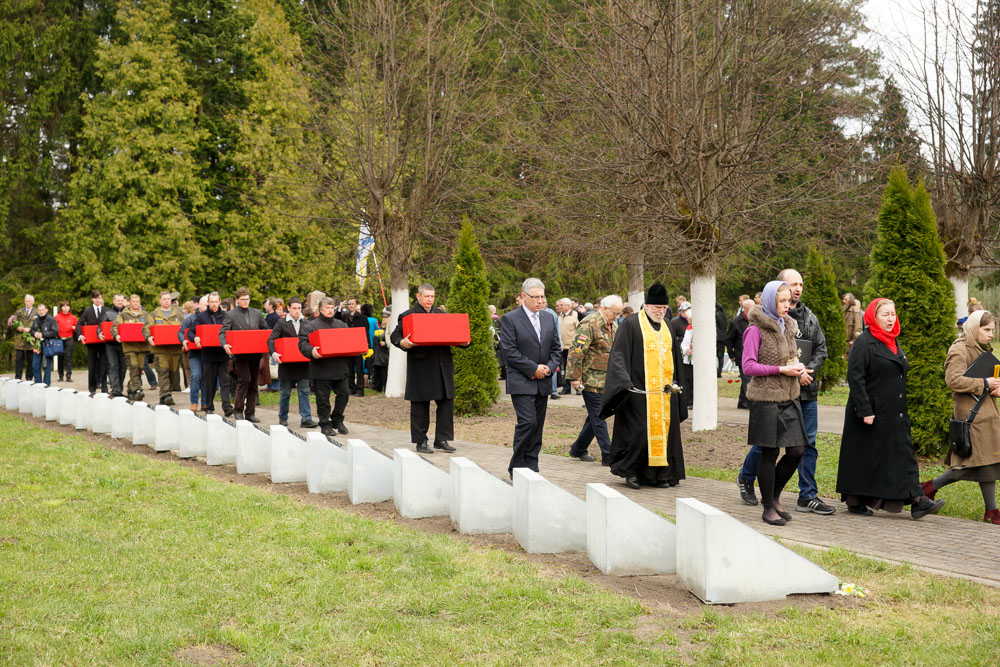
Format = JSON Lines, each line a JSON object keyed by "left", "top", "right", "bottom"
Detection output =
{"left": 8, "top": 273, "right": 999, "bottom": 527}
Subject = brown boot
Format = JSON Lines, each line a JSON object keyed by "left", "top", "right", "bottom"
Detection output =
{"left": 190, "top": 403, "right": 199, "bottom": 412}
{"left": 920, "top": 480, "right": 937, "bottom": 500}
{"left": 984, "top": 509, "right": 1000, "bottom": 525}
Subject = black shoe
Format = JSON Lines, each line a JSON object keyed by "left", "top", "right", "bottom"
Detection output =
{"left": 559, "top": 389, "right": 571, "bottom": 395}
{"left": 776, "top": 509, "right": 792, "bottom": 521}
{"left": 162, "top": 395, "right": 174, "bottom": 406}
{"left": 278, "top": 418, "right": 288, "bottom": 426}
{"left": 416, "top": 442, "right": 434, "bottom": 454}
{"left": 737, "top": 402, "right": 750, "bottom": 410}
{"left": 300, "top": 419, "right": 318, "bottom": 428}
{"left": 321, "top": 424, "right": 335, "bottom": 436}
{"left": 433, "top": 441, "right": 457, "bottom": 452}
{"left": 234, "top": 413, "right": 245, "bottom": 421}
{"left": 246, "top": 415, "right": 260, "bottom": 424}
{"left": 625, "top": 477, "right": 641, "bottom": 489}
{"left": 847, "top": 504, "right": 873, "bottom": 516}
{"left": 762, "top": 512, "right": 788, "bottom": 526}
{"left": 601, "top": 460, "right": 610, "bottom": 467}
{"left": 738, "top": 474, "right": 758, "bottom": 506}
{"left": 570, "top": 453, "right": 595, "bottom": 462}
{"left": 135, "top": 390, "right": 144, "bottom": 400}
{"left": 911, "top": 497, "right": 946, "bottom": 520}
{"left": 655, "top": 480, "right": 671, "bottom": 488}
{"left": 797, "top": 497, "right": 836, "bottom": 515}
{"left": 550, "top": 393, "right": 560, "bottom": 400}
{"left": 667, "top": 479, "right": 679, "bottom": 487}
{"left": 66, "top": 375, "right": 72, "bottom": 382}
{"left": 224, "top": 408, "right": 234, "bottom": 417}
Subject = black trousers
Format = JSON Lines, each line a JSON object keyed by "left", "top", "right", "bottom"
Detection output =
{"left": 232, "top": 354, "right": 261, "bottom": 417}
{"left": 57, "top": 338, "right": 74, "bottom": 380}
{"left": 105, "top": 343, "right": 126, "bottom": 396}
{"left": 202, "top": 360, "right": 233, "bottom": 413}
{"left": 348, "top": 356, "right": 365, "bottom": 393}
{"left": 737, "top": 365, "right": 749, "bottom": 407}
{"left": 372, "top": 365, "right": 387, "bottom": 392}
{"left": 315, "top": 377, "right": 350, "bottom": 427}
{"left": 561, "top": 349, "right": 572, "bottom": 392}
{"left": 716, "top": 341, "right": 725, "bottom": 378}
{"left": 14, "top": 349, "right": 29, "bottom": 380}
{"left": 410, "top": 398, "right": 454, "bottom": 444}
{"left": 508, "top": 393, "right": 549, "bottom": 475}
{"left": 86, "top": 344, "right": 108, "bottom": 393}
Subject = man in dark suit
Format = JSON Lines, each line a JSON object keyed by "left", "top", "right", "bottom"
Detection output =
{"left": 220, "top": 287, "right": 268, "bottom": 422}
{"left": 75, "top": 290, "right": 109, "bottom": 394}
{"left": 299, "top": 297, "right": 352, "bottom": 436}
{"left": 499, "top": 277, "right": 562, "bottom": 477}
{"left": 390, "top": 283, "right": 459, "bottom": 454}
{"left": 337, "top": 297, "right": 368, "bottom": 396}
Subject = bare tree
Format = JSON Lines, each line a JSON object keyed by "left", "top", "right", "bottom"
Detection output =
{"left": 306, "top": 0, "right": 496, "bottom": 396}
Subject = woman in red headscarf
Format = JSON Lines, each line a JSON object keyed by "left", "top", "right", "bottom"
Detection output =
{"left": 835, "top": 298, "right": 945, "bottom": 519}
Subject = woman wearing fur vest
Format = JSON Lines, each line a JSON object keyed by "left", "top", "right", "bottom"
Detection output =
{"left": 922, "top": 309, "right": 1000, "bottom": 524}
{"left": 741, "top": 280, "right": 811, "bottom": 526}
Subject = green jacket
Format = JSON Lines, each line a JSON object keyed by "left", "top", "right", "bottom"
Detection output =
{"left": 112, "top": 308, "right": 149, "bottom": 354}
{"left": 10, "top": 307, "right": 36, "bottom": 350}
{"left": 567, "top": 311, "right": 617, "bottom": 392}
{"left": 143, "top": 305, "right": 184, "bottom": 352}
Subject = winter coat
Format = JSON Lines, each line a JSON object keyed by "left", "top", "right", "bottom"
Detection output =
{"left": 389, "top": 305, "right": 456, "bottom": 402}
{"left": 192, "top": 308, "right": 229, "bottom": 364}
{"left": 944, "top": 336, "right": 1000, "bottom": 468}
{"left": 268, "top": 315, "right": 310, "bottom": 382}
{"left": 744, "top": 305, "right": 800, "bottom": 403}
{"left": 298, "top": 314, "right": 352, "bottom": 381}
{"left": 787, "top": 301, "right": 827, "bottom": 402}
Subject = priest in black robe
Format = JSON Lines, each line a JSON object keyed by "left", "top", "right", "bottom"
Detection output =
{"left": 599, "top": 283, "right": 687, "bottom": 489}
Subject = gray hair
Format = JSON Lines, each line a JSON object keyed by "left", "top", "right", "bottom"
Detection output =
{"left": 521, "top": 278, "right": 544, "bottom": 294}
{"left": 416, "top": 283, "right": 435, "bottom": 295}
{"left": 208, "top": 291, "right": 220, "bottom": 300}
{"left": 556, "top": 298, "right": 572, "bottom": 306}
{"left": 24, "top": 294, "right": 34, "bottom": 301}
{"left": 601, "top": 294, "right": 623, "bottom": 309}
{"left": 742, "top": 299, "right": 754, "bottom": 310}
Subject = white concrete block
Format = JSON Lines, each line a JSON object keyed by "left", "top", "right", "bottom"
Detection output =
{"left": 393, "top": 449, "right": 450, "bottom": 518}
{"left": 44, "top": 386, "right": 61, "bottom": 421}
{"left": 513, "top": 469, "right": 587, "bottom": 554}
{"left": 131, "top": 402, "right": 154, "bottom": 445}
{"left": 110, "top": 396, "right": 133, "bottom": 439}
{"left": 58, "top": 388, "right": 77, "bottom": 425}
{"left": 91, "top": 393, "right": 112, "bottom": 434}
{"left": 307, "top": 433, "right": 348, "bottom": 493}
{"left": 152, "top": 405, "right": 179, "bottom": 452}
{"left": 74, "top": 391, "right": 92, "bottom": 430}
{"left": 270, "top": 425, "right": 307, "bottom": 483}
{"left": 236, "top": 419, "right": 271, "bottom": 474}
{"left": 675, "top": 497, "right": 839, "bottom": 604}
{"left": 31, "top": 382, "right": 47, "bottom": 417}
{"left": 450, "top": 457, "right": 513, "bottom": 534}
{"left": 205, "top": 415, "right": 237, "bottom": 465}
{"left": 586, "top": 483, "right": 676, "bottom": 575}
{"left": 4, "top": 379, "right": 19, "bottom": 410}
{"left": 347, "top": 439, "right": 393, "bottom": 504}
{"left": 17, "top": 381, "right": 33, "bottom": 414}
{"left": 177, "top": 409, "right": 207, "bottom": 458}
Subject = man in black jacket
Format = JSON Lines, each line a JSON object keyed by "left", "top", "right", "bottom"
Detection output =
{"left": 268, "top": 297, "right": 316, "bottom": 428}
{"left": 299, "top": 298, "right": 352, "bottom": 436}
{"left": 390, "top": 283, "right": 459, "bottom": 454}
{"left": 192, "top": 292, "right": 233, "bottom": 417}
{"left": 337, "top": 297, "right": 368, "bottom": 396}
{"left": 75, "top": 290, "right": 109, "bottom": 394}
{"left": 725, "top": 298, "right": 753, "bottom": 409}
{"left": 101, "top": 294, "right": 127, "bottom": 397}
{"left": 220, "top": 287, "right": 268, "bottom": 423}
{"left": 30, "top": 303, "right": 60, "bottom": 385}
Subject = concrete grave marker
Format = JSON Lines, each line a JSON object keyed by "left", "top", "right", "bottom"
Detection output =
{"left": 91, "top": 393, "right": 112, "bottom": 434}
{"left": 177, "top": 410, "right": 207, "bottom": 458}
{"left": 347, "top": 439, "right": 393, "bottom": 504}
{"left": 4, "top": 379, "right": 19, "bottom": 410}
{"left": 110, "top": 396, "right": 133, "bottom": 439}
{"left": 513, "top": 469, "right": 587, "bottom": 554}
{"left": 236, "top": 419, "right": 271, "bottom": 474}
{"left": 17, "top": 381, "right": 33, "bottom": 414}
{"left": 205, "top": 415, "right": 237, "bottom": 465}
{"left": 450, "top": 458, "right": 513, "bottom": 534}
{"left": 307, "top": 433, "right": 348, "bottom": 493}
{"left": 152, "top": 405, "right": 179, "bottom": 452}
{"left": 270, "top": 425, "right": 307, "bottom": 483}
{"left": 131, "top": 402, "right": 154, "bottom": 446}
{"left": 675, "top": 497, "right": 839, "bottom": 604}
{"left": 586, "top": 483, "right": 676, "bottom": 575}
{"left": 30, "top": 382, "right": 47, "bottom": 418}
{"left": 58, "top": 388, "right": 77, "bottom": 425}
{"left": 74, "top": 391, "right": 92, "bottom": 430}
{"left": 44, "top": 386, "right": 61, "bottom": 421}
{"left": 393, "top": 449, "right": 450, "bottom": 518}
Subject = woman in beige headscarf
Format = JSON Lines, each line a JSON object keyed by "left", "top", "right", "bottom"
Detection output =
{"left": 922, "top": 309, "right": 1000, "bottom": 524}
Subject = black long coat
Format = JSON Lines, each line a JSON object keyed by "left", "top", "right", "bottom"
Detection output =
{"left": 267, "top": 316, "right": 310, "bottom": 382}
{"left": 389, "top": 306, "right": 455, "bottom": 402}
{"left": 298, "top": 315, "right": 352, "bottom": 381}
{"left": 836, "top": 329, "right": 922, "bottom": 501}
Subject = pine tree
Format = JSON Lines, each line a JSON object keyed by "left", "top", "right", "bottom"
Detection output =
{"left": 865, "top": 167, "right": 954, "bottom": 456}
{"left": 60, "top": 0, "right": 210, "bottom": 299}
{"left": 805, "top": 246, "right": 846, "bottom": 391}
{"left": 445, "top": 219, "right": 499, "bottom": 415}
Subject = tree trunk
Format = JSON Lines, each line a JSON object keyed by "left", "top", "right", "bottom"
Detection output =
{"left": 384, "top": 277, "right": 410, "bottom": 398}
{"left": 626, "top": 256, "right": 644, "bottom": 311}
{"left": 690, "top": 271, "right": 717, "bottom": 431}
{"left": 949, "top": 273, "right": 969, "bottom": 323}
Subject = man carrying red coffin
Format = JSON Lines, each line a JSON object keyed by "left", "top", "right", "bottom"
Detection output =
{"left": 268, "top": 297, "right": 317, "bottom": 429}
{"left": 298, "top": 298, "right": 352, "bottom": 437}
{"left": 143, "top": 290, "right": 185, "bottom": 406}
{"left": 220, "top": 287, "right": 268, "bottom": 423}
{"left": 75, "top": 290, "right": 109, "bottom": 395}
{"left": 111, "top": 294, "right": 149, "bottom": 401}
{"left": 390, "top": 283, "right": 461, "bottom": 455}
{"left": 192, "top": 292, "right": 233, "bottom": 417}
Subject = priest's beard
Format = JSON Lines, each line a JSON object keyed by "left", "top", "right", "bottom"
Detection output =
{"left": 644, "top": 307, "right": 664, "bottom": 323}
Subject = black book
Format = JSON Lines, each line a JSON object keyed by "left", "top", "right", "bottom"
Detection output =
{"left": 794, "top": 339, "right": 813, "bottom": 365}
{"left": 963, "top": 349, "right": 1000, "bottom": 378}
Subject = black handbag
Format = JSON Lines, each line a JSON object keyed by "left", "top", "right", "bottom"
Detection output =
{"left": 42, "top": 338, "right": 64, "bottom": 358}
{"left": 949, "top": 391, "right": 989, "bottom": 458}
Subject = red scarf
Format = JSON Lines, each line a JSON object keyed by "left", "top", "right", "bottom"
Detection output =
{"left": 864, "top": 298, "right": 899, "bottom": 355}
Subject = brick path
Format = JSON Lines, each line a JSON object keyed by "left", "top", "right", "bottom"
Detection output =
{"left": 18, "top": 375, "right": 1000, "bottom": 586}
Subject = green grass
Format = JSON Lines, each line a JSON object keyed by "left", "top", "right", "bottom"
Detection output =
{"left": 3, "top": 413, "right": 1000, "bottom": 664}
{"left": 688, "top": 433, "right": 989, "bottom": 522}
{"left": 717, "top": 376, "right": 850, "bottom": 406}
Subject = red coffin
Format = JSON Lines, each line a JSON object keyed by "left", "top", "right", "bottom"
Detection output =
{"left": 80, "top": 324, "right": 103, "bottom": 344}
{"left": 226, "top": 329, "right": 271, "bottom": 355}
{"left": 308, "top": 327, "right": 368, "bottom": 357}
{"left": 150, "top": 324, "right": 181, "bottom": 346}
{"left": 274, "top": 337, "right": 309, "bottom": 363}
{"left": 117, "top": 322, "right": 145, "bottom": 343}
{"left": 195, "top": 324, "right": 222, "bottom": 347}
{"left": 100, "top": 321, "right": 113, "bottom": 341}
{"left": 402, "top": 313, "right": 470, "bottom": 346}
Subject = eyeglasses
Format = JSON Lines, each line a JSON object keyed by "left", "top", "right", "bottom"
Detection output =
{"left": 523, "top": 293, "right": 545, "bottom": 301}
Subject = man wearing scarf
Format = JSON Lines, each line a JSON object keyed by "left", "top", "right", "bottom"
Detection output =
{"left": 600, "top": 283, "right": 687, "bottom": 489}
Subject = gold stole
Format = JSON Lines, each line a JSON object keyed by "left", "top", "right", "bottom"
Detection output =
{"left": 639, "top": 309, "right": 673, "bottom": 466}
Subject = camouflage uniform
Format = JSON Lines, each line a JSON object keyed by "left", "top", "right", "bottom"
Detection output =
{"left": 143, "top": 305, "right": 185, "bottom": 401}
{"left": 112, "top": 309, "right": 149, "bottom": 397}
{"left": 567, "top": 312, "right": 617, "bottom": 392}
{"left": 9, "top": 306, "right": 36, "bottom": 380}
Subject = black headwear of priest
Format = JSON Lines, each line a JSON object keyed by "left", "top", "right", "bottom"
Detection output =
{"left": 645, "top": 283, "right": 669, "bottom": 305}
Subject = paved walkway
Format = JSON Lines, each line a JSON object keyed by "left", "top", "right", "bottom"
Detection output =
{"left": 18, "top": 375, "right": 1000, "bottom": 586}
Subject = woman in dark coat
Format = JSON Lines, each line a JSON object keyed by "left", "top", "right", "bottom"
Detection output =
{"left": 836, "top": 298, "right": 945, "bottom": 519}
